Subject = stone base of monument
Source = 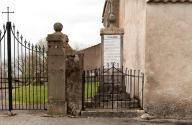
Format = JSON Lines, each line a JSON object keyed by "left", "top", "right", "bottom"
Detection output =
{"left": 89, "top": 81, "right": 140, "bottom": 109}
{"left": 81, "top": 109, "right": 145, "bottom": 118}
{"left": 85, "top": 99, "right": 140, "bottom": 109}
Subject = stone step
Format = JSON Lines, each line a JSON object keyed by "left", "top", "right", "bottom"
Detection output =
{"left": 98, "top": 84, "right": 127, "bottom": 94}
{"left": 81, "top": 109, "right": 145, "bottom": 118}
{"left": 84, "top": 99, "right": 140, "bottom": 109}
{"left": 94, "top": 93, "right": 130, "bottom": 102}
{"left": 98, "top": 100, "right": 140, "bottom": 109}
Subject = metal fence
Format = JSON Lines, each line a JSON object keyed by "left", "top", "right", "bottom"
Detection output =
{"left": 82, "top": 65, "right": 144, "bottom": 110}
{"left": 0, "top": 21, "right": 48, "bottom": 111}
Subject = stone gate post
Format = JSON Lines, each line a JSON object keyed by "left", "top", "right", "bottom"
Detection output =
{"left": 46, "top": 23, "right": 67, "bottom": 115}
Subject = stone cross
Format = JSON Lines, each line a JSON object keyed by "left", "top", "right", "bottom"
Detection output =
{"left": 2, "top": 7, "right": 14, "bottom": 22}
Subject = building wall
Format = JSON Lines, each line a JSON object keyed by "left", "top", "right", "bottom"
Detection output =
{"left": 80, "top": 44, "right": 101, "bottom": 70}
{"left": 120, "top": 0, "right": 146, "bottom": 71}
{"left": 145, "top": 3, "right": 192, "bottom": 119}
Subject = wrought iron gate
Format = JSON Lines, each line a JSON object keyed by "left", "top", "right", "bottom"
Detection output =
{"left": 82, "top": 64, "right": 144, "bottom": 110}
{"left": 0, "top": 21, "right": 48, "bottom": 111}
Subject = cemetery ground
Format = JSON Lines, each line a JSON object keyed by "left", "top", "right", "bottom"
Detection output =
{"left": 0, "top": 111, "right": 192, "bottom": 125}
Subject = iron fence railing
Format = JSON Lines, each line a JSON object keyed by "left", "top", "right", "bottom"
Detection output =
{"left": 82, "top": 65, "right": 144, "bottom": 110}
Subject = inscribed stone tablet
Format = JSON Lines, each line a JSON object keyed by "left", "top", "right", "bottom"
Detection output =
{"left": 103, "top": 35, "right": 121, "bottom": 68}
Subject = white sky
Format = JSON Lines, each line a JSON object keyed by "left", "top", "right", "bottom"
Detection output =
{"left": 0, "top": 0, "right": 105, "bottom": 49}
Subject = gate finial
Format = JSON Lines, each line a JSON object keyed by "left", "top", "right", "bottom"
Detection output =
{"left": 54, "top": 22, "right": 63, "bottom": 32}
{"left": 2, "top": 7, "right": 14, "bottom": 22}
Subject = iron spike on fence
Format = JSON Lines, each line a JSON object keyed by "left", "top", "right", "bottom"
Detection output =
{"left": 12, "top": 24, "right": 15, "bottom": 31}
{"left": 24, "top": 39, "right": 27, "bottom": 44}
{"left": 3, "top": 24, "right": 6, "bottom": 31}
{"left": 16, "top": 30, "right": 19, "bottom": 38}
{"left": 20, "top": 35, "right": 23, "bottom": 42}
{"left": 38, "top": 45, "right": 41, "bottom": 51}
{"left": 28, "top": 43, "right": 31, "bottom": 49}
{"left": 31, "top": 44, "right": 34, "bottom": 50}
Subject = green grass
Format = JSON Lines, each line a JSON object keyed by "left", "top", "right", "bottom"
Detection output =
{"left": 9, "top": 82, "right": 98, "bottom": 104}
{"left": 84, "top": 82, "right": 99, "bottom": 100}
{"left": 12, "top": 84, "right": 48, "bottom": 105}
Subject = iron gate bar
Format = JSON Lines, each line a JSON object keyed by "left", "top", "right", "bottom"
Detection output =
{"left": 94, "top": 69, "right": 96, "bottom": 109}
{"left": 28, "top": 43, "right": 31, "bottom": 109}
{"left": 142, "top": 73, "right": 144, "bottom": 109}
{"left": 0, "top": 29, "right": 2, "bottom": 109}
{"left": 24, "top": 40, "right": 27, "bottom": 109}
{"left": 4, "top": 24, "right": 7, "bottom": 110}
{"left": 7, "top": 22, "right": 12, "bottom": 111}
{"left": 13, "top": 24, "right": 16, "bottom": 109}
{"left": 35, "top": 46, "right": 38, "bottom": 109}
{"left": 111, "top": 64, "right": 114, "bottom": 109}
{"left": 82, "top": 71, "right": 85, "bottom": 111}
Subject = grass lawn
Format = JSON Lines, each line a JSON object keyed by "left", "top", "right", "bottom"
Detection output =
{"left": 84, "top": 82, "right": 99, "bottom": 100}
{"left": 10, "top": 82, "right": 98, "bottom": 104}
{"left": 12, "top": 84, "right": 48, "bottom": 105}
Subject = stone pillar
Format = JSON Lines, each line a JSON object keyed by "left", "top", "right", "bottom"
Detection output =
{"left": 46, "top": 22, "right": 67, "bottom": 115}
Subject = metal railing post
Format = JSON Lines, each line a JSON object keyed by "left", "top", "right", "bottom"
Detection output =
{"left": 142, "top": 73, "right": 144, "bottom": 109}
{"left": 7, "top": 21, "right": 12, "bottom": 111}
{"left": 82, "top": 71, "right": 85, "bottom": 111}
{"left": 112, "top": 63, "right": 114, "bottom": 109}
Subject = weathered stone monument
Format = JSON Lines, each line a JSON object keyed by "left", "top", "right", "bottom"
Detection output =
{"left": 101, "top": 0, "right": 123, "bottom": 68}
{"left": 46, "top": 22, "right": 67, "bottom": 115}
{"left": 96, "top": 0, "right": 131, "bottom": 108}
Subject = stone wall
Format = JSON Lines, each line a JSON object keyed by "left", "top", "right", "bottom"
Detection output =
{"left": 66, "top": 54, "right": 83, "bottom": 116}
{"left": 80, "top": 44, "right": 101, "bottom": 70}
{"left": 145, "top": 3, "right": 192, "bottom": 119}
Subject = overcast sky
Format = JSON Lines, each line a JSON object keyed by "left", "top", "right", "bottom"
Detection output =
{"left": 0, "top": 0, "right": 105, "bottom": 49}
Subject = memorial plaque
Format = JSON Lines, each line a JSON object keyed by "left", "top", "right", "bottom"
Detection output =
{"left": 103, "top": 35, "right": 121, "bottom": 68}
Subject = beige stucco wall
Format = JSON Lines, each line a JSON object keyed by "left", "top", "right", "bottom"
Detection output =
{"left": 145, "top": 3, "right": 192, "bottom": 119}
{"left": 120, "top": 0, "right": 146, "bottom": 71}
